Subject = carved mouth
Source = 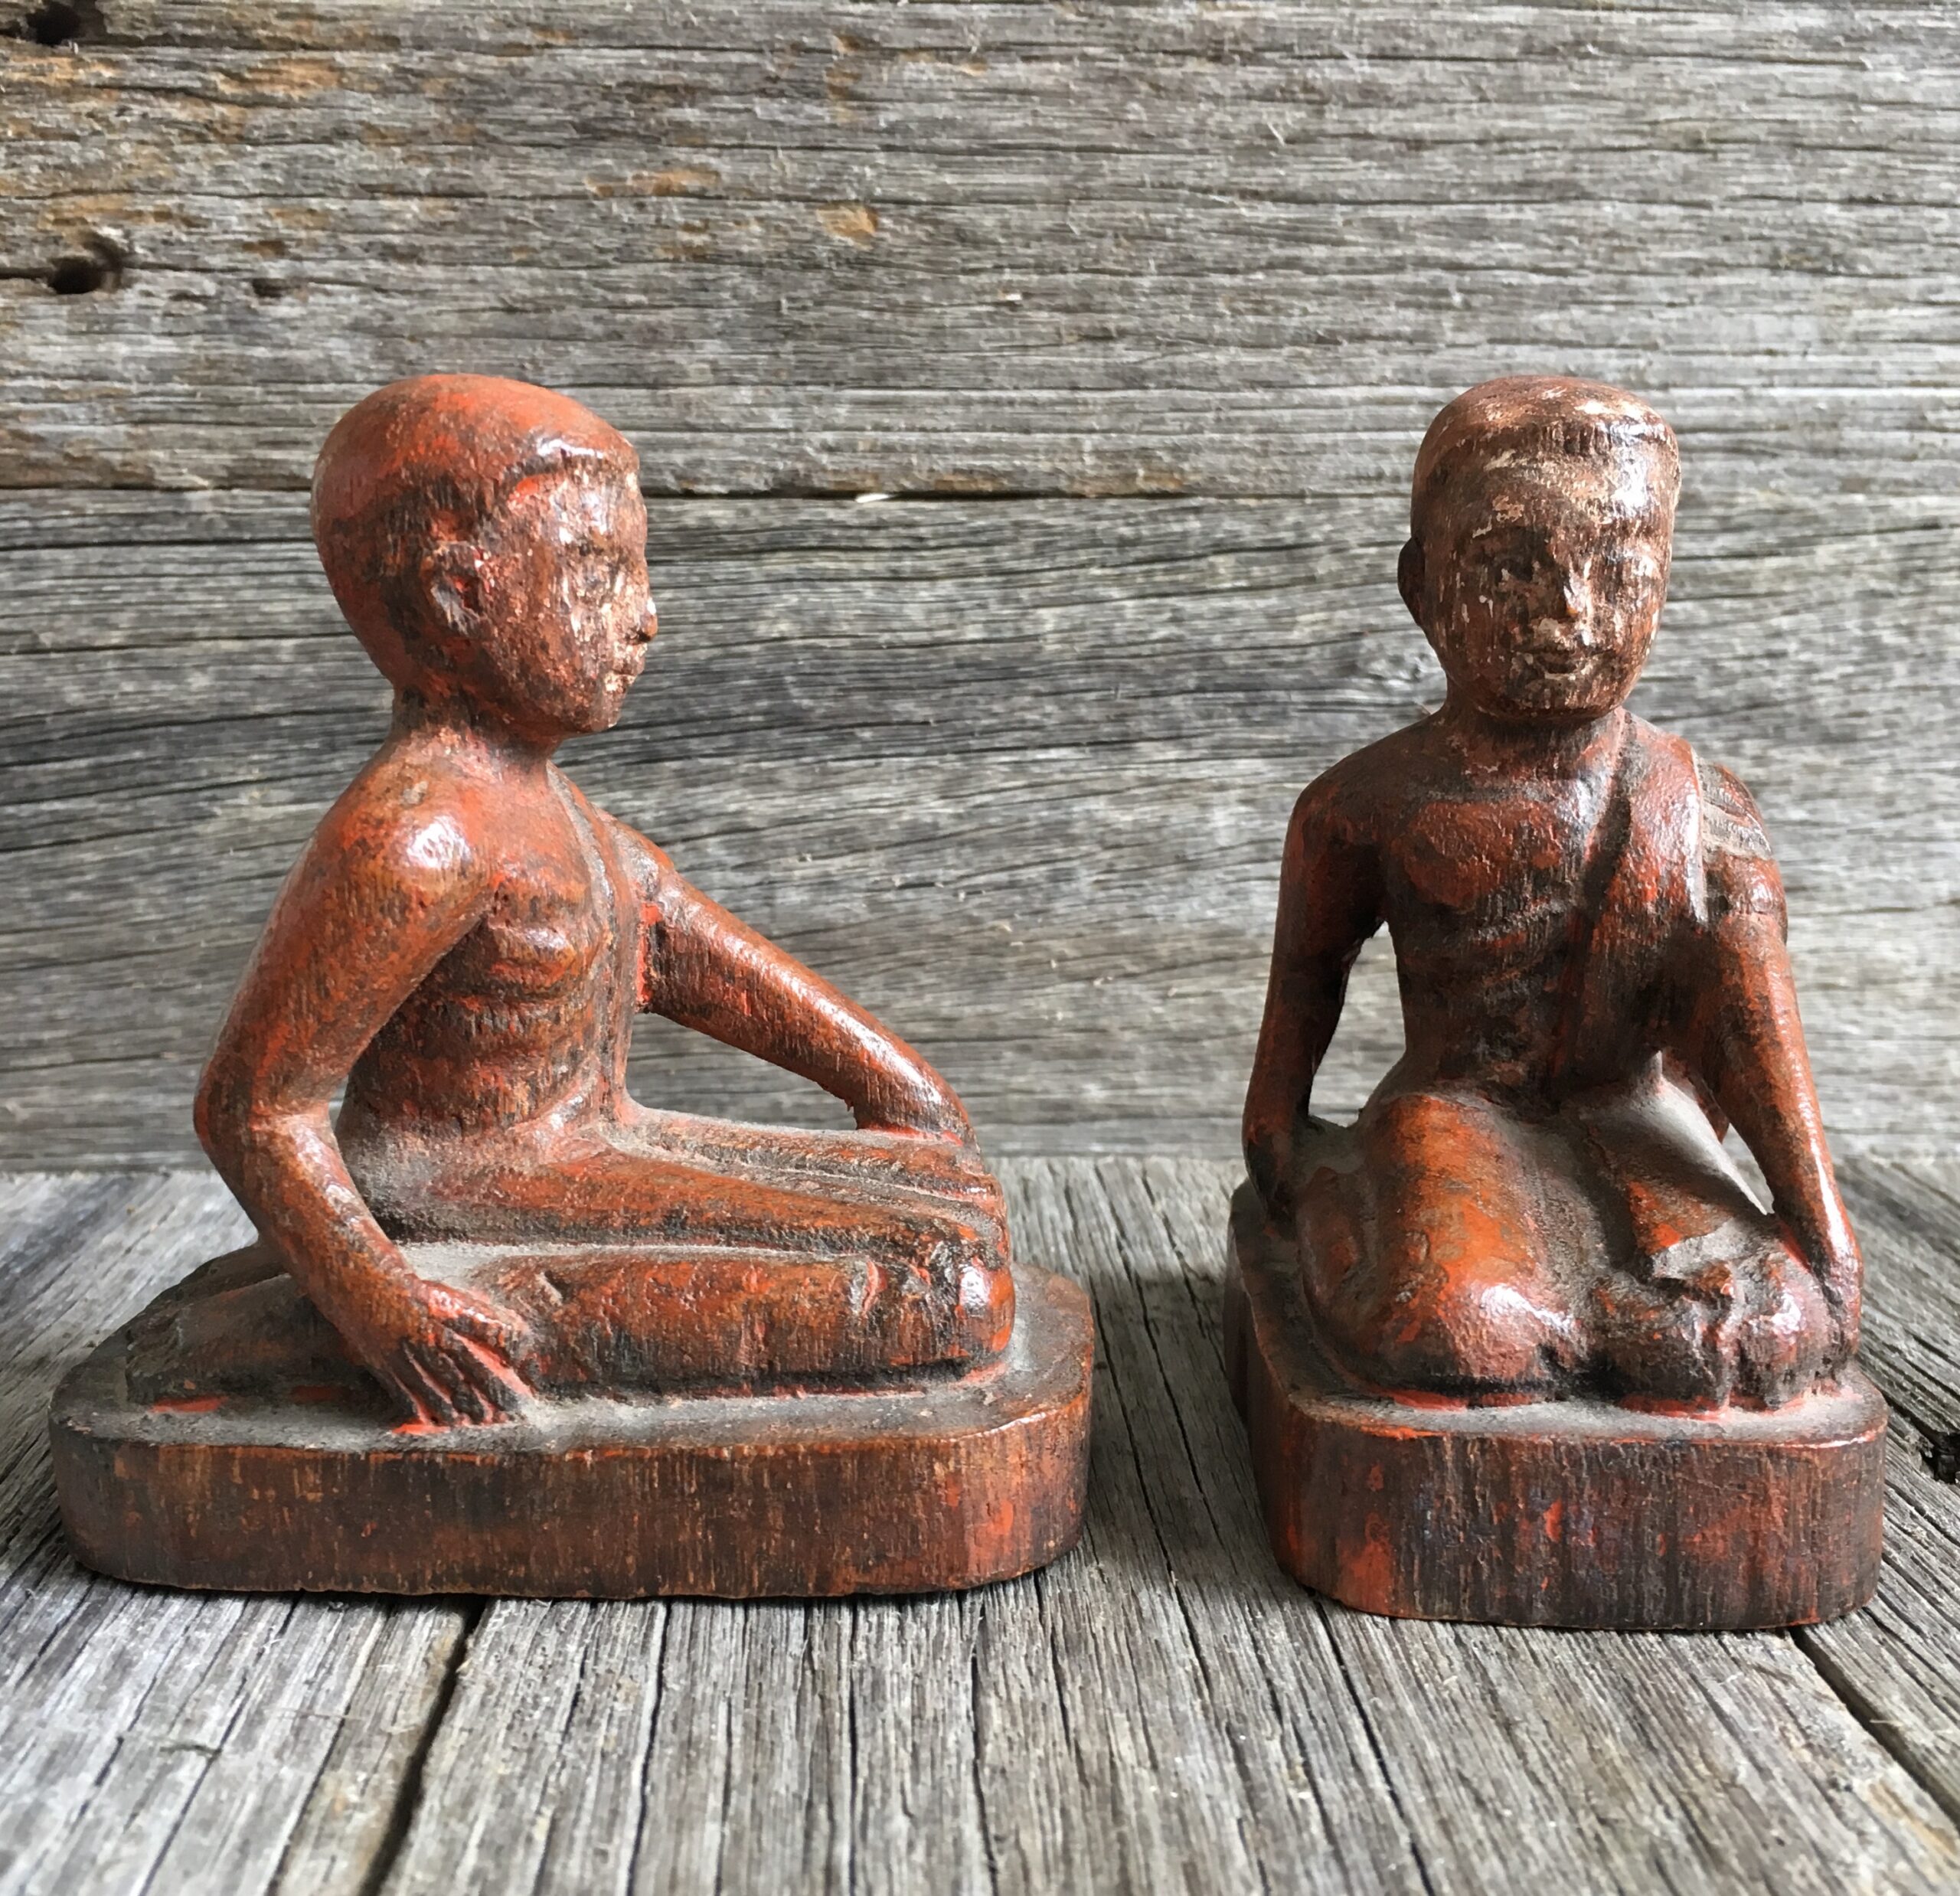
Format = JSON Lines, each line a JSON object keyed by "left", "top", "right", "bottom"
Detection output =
{"left": 1518, "top": 646, "right": 1592, "bottom": 677}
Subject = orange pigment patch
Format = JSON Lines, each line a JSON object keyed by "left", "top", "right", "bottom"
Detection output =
{"left": 818, "top": 202, "right": 880, "bottom": 245}
{"left": 151, "top": 1394, "right": 224, "bottom": 1414}
{"left": 1621, "top": 1394, "right": 1724, "bottom": 1418}
{"left": 1339, "top": 1514, "right": 1399, "bottom": 1613}
{"left": 1377, "top": 1387, "right": 1470, "bottom": 1412}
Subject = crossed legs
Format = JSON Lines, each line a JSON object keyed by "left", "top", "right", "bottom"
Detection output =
{"left": 350, "top": 1114, "right": 1013, "bottom": 1391}
{"left": 1298, "top": 1074, "right": 1834, "bottom": 1407}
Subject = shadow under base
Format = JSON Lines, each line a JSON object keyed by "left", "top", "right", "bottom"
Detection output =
{"left": 51, "top": 1254, "right": 1093, "bottom": 1599}
{"left": 1223, "top": 1185, "right": 1885, "bottom": 1629}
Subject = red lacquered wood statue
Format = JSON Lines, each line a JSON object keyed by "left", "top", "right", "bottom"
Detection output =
{"left": 1226, "top": 376, "right": 1884, "bottom": 1628}
{"left": 51, "top": 375, "right": 1092, "bottom": 1598}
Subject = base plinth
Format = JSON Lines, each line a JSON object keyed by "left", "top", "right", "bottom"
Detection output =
{"left": 51, "top": 1258, "right": 1093, "bottom": 1599}
{"left": 1225, "top": 1185, "right": 1885, "bottom": 1628}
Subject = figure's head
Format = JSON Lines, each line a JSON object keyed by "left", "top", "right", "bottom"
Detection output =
{"left": 312, "top": 374, "right": 655, "bottom": 739}
{"left": 1399, "top": 376, "right": 1679, "bottom": 724}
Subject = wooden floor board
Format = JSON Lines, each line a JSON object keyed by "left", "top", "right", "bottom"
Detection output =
{"left": 1099, "top": 1159, "right": 1960, "bottom": 1896}
{"left": 1838, "top": 1161, "right": 1960, "bottom": 1440}
{"left": 1794, "top": 1160, "right": 1960, "bottom": 1834}
{"left": 5, "top": 1162, "right": 1960, "bottom": 1894}
{"left": 0, "top": 1176, "right": 469, "bottom": 1896}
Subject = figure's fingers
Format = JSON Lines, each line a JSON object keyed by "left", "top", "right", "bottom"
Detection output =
{"left": 411, "top": 1339, "right": 492, "bottom": 1425}
{"left": 453, "top": 1358, "right": 528, "bottom": 1424}
{"left": 394, "top": 1346, "right": 459, "bottom": 1427}
{"left": 449, "top": 1332, "right": 532, "bottom": 1417}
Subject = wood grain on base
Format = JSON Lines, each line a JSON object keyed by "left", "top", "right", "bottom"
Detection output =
{"left": 1226, "top": 1186, "right": 1886, "bottom": 1629}
{"left": 51, "top": 1261, "right": 1091, "bottom": 1598}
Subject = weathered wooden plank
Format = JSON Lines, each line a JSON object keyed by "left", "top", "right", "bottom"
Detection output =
{"left": 4, "top": 3, "right": 1960, "bottom": 497}
{"left": 372, "top": 1159, "right": 1960, "bottom": 1896}
{"left": 0, "top": 1172, "right": 241, "bottom": 1588}
{"left": 376, "top": 1158, "right": 1432, "bottom": 1895}
{"left": 1798, "top": 1433, "right": 1960, "bottom": 1833}
{"left": 1795, "top": 1161, "right": 1960, "bottom": 1829}
{"left": 0, "top": 1173, "right": 469, "bottom": 1896}
{"left": 1118, "top": 1156, "right": 1960, "bottom": 1896}
{"left": 1833, "top": 1162, "right": 1960, "bottom": 1440}
{"left": 1004, "top": 1160, "right": 1426, "bottom": 1894}
{"left": 3, "top": 489, "right": 1954, "bottom": 1164}
{"left": 8, "top": 1160, "right": 1960, "bottom": 1891}
{"left": 385, "top": 1587, "right": 1035, "bottom": 1895}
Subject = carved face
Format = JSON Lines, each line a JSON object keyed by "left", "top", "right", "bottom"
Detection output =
{"left": 1407, "top": 452, "right": 1673, "bottom": 723}
{"left": 430, "top": 468, "right": 656, "bottom": 738}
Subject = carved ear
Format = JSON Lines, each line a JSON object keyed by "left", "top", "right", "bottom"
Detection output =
{"left": 425, "top": 542, "right": 488, "bottom": 641}
{"left": 1396, "top": 538, "right": 1426, "bottom": 625}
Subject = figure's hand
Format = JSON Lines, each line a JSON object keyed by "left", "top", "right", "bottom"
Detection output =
{"left": 1776, "top": 1214, "right": 1862, "bottom": 1356}
{"left": 336, "top": 1275, "right": 534, "bottom": 1427}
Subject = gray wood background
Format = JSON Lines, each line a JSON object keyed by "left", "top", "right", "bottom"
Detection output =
{"left": 5, "top": 0, "right": 1957, "bottom": 1165}
{"left": 10, "top": 11, "right": 1960, "bottom": 1894}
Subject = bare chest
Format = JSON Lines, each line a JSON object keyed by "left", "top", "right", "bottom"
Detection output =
{"left": 439, "top": 793, "right": 625, "bottom": 1006}
{"left": 1387, "top": 789, "right": 1596, "bottom": 942}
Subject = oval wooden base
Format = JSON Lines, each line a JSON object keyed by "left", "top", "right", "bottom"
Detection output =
{"left": 51, "top": 1261, "right": 1093, "bottom": 1599}
{"left": 1224, "top": 1187, "right": 1886, "bottom": 1629}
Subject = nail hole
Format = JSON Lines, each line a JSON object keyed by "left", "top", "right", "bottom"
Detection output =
{"left": 6, "top": 1, "right": 104, "bottom": 46}
{"left": 47, "top": 254, "right": 106, "bottom": 295}
{"left": 44, "top": 231, "right": 126, "bottom": 296}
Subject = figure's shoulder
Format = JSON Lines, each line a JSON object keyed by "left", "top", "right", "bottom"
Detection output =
{"left": 1619, "top": 713, "right": 1699, "bottom": 783}
{"left": 312, "top": 742, "right": 493, "bottom": 897}
{"left": 1616, "top": 717, "right": 1782, "bottom": 910}
{"left": 1661, "top": 737, "right": 1786, "bottom": 924}
{"left": 1691, "top": 752, "right": 1776, "bottom": 863}
{"left": 1624, "top": 716, "right": 1777, "bottom": 861}
{"left": 1290, "top": 717, "right": 1436, "bottom": 841}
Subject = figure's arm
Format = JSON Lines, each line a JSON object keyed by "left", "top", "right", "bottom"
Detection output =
{"left": 1681, "top": 765, "right": 1860, "bottom": 1345}
{"left": 1242, "top": 773, "right": 1382, "bottom": 1213}
{"left": 194, "top": 788, "right": 531, "bottom": 1424}
{"left": 610, "top": 821, "right": 974, "bottom": 1142}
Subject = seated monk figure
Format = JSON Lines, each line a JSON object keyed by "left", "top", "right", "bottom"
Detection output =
{"left": 192, "top": 374, "right": 1011, "bottom": 1428}
{"left": 1241, "top": 376, "right": 1859, "bottom": 1412}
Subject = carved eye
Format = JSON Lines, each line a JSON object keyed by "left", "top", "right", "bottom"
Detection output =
{"left": 568, "top": 546, "right": 615, "bottom": 597}
{"left": 1602, "top": 554, "right": 1658, "bottom": 597}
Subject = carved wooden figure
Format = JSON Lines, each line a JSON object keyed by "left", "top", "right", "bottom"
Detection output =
{"left": 1226, "top": 377, "right": 1884, "bottom": 1628}
{"left": 51, "top": 375, "right": 1093, "bottom": 1597}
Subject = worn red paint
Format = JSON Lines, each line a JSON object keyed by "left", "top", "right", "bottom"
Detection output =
{"left": 1231, "top": 377, "right": 1883, "bottom": 1628}
{"left": 51, "top": 375, "right": 1091, "bottom": 1598}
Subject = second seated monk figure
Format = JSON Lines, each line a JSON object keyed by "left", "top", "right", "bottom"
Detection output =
{"left": 51, "top": 374, "right": 1092, "bottom": 1599}
{"left": 1226, "top": 376, "right": 1884, "bottom": 1629}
